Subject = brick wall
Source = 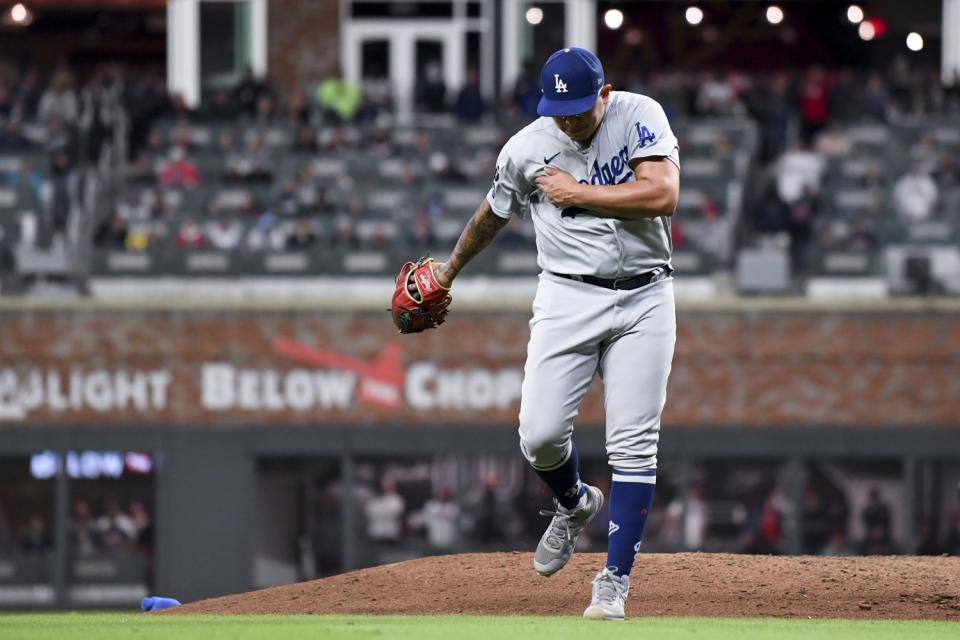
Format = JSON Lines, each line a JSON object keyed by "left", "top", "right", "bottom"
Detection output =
{"left": 267, "top": 0, "right": 341, "bottom": 98}
{"left": 0, "top": 309, "right": 957, "bottom": 428}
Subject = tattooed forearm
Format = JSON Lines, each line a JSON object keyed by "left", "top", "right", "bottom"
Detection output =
{"left": 441, "top": 199, "right": 508, "bottom": 283}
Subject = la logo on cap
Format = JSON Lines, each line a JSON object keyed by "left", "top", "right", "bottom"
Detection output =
{"left": 554, "top": 74, "right": 568, "bottom": 93}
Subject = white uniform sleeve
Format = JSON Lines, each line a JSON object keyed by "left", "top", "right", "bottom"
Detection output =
{"left": 486, "top": 144, "right": 531, "bottom": 219}
{"left": 626, "top": 98, "right": 680, "bottom": 171}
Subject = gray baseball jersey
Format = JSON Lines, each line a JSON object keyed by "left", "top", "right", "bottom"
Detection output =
{"left": 487, "top": 91, "right": 680, "bottom": 278}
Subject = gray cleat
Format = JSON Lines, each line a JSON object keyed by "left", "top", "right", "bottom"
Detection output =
{"left": 583, "top": 567, "right": 630, "bottom": 620}
{"left": 533, "top": 484, "right": 604, "bottom": 577}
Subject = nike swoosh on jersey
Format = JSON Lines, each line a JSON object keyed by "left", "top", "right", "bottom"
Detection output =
{"left": 543, "top": 152, "right": 561, "bottom": 165}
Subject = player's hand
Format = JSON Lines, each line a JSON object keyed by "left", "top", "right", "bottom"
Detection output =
{"left": 535, "top": 167, "right": 583, "bottom": 208}
{"left": 406, "top": 261, "right": 452, "bottom": 296}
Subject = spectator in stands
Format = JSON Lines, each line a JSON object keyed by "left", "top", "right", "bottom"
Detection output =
{"left": 223, "top": 132, "right": 272, "bottom": 183}
{"left": 695, "top": 71, "right": 739, "bottom": 116}
{"left": 863, "top": 73, "right": 891, "bottom": 122}
{"left": 799, "top": 67, "right": 831, "bottom": 143}
{"left": 97, "top": 499, "right": 137, "bottom": 549}
{"left": 511, "top": 59, "right": 540, "bottom": 118}
{"left": 801, "top": 486, "right": 832, "bottom": 554}
{"left": 665, "top": 480, "right": 708, "bottom": 551}
{"left": 126, "top": 72, "right": 172, "bottom": 160}
{"left": 909, "top": 134, "right": 939, "bottom": 172}
{"left": 0, "top": 118, "right": 28, "bottom": 151}
{"left": 246, "top": 212, "right": 283, "bottom": 251}
{"left": 10, "top": 160, "right": 45, "bottom": 213}
{"left": 776, "top": 141, "right": 825, "bottom": 207}
{"left": 292, "top": 125, "right": 318, "bottom": 153}
{"left": 468, "top": 473, "right": 520, "bottom": 546}
{"left": 124, "top": 223, "right": 152, "bottom": 252}
{"left": 38, "top": 68, "right": 79, "bottom": 127}
{"left": 785, "top": 184, "right": 819, "bottom": 277}
{"left": 368, "top": 124, "right": 392, "bottom": 158}
{"left": 364, "top": 477, "right": 405, "bottom": 544}
{"left": 46, "top": 150, "right": 74, "bottom": 243}
{"left": 454, "top": 68, "right": 486, "bottom": 122}
{"left": 286, "top": 219, "right": 318, "bottom": 250}
{"left": 174, "top": 219, "right": 207, "bottom": 249}
{"left": 748, "top": 72, "right": 790, "bottom": 162}
{"left": 157, "top": 145, "right": 201, "bottom": 188}
{"left": 13, "top": 66, "right": 42, "bottom": 120}
{"left": 171, "top": 122, "right": 196, "bottom": 152}
{"left": 416, "top": 62, "right": 447, "bottom": 114}
{"left": 359, "top": 65, "right": 394, "bottom": 121}
{"left": 205, "top": 89, "right": 237, "bottom": 120}
{"left": 893, "top": 163, "right": 938, "bottom": 222}
{"left": 274, "top": 179, "right": 304, "bottom": 217}
{"left": 285, "top": 87, "right": 311, "bottom": 125}
{"left": 408, "top": 488, "right": 461, "bottom": 552}
{"left": 169, "top": 93, "right": 194, "bottom": 121}
{"left": 81, "top": 67, "right": 124, "bottom": 164}
{"left": 116, "top": 191, "right": 152, "bottom": 224}
{"left": 94, "top": 215, "right": 128, "bottom": 249}
{"left": 206, "top": 218, "right": 244, "bottom": 251}
{"left": 858, "top": 486, "right": 895, "bottom": 554}
{"left": 316, "top": 69, "right": 362, "bottom": 123}
{"left": 233, "top": 64, "right": 274, "bottom": 117}
{"left": 752, "top": 177, "right": 786, "bottom": 234}
{"left": 933, "top": 151, "right": 960, "bottom": 191}
{"left": 827, "top": 69, "right": 861, "bottom": 123}
{"left": 20, "top": 514, "right": 52, "bottom": 556}
{"left": 71, "top": 500, "right": 99, "bottom": 556}
{"left": 254, "top": 95, "right": 276, "bottom": 124}
{"left": 128, "top": 501, "right": 152, "bottom": 548}
{"left": 743, "top": 494, "right": 783, "bottom": 554}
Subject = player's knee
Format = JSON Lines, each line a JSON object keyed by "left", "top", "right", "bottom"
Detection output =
{"left": 606, "top": 423, "right": 660, "bottom": 468}
{"left": 518, "top": 430, "right": 570, "bottom": 470}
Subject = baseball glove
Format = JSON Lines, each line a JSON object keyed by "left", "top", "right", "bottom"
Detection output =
{"left": 390, "top": 257, "right": 452, "bottom": 334}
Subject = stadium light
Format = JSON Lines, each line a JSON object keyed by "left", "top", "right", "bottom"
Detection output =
{"left": 685, "top": 6, "right": 704, "bottom": 26}
{"left": 858, "top": 20, "right": 875, "bottom": 41}
{"left": 906, "top": 32, "right": 924, "bottom": 52}
{"left": 4, "top": 3, "right": 33, "bottom": 26}
{"left": 525, "top": 6, "right": 543, "bottom": 26}
{"left": 604, "top": 9, "right": 624, "bottom": 30}
{"left": 846, "top": 5, "right": 864, "bottom": 24}
{"left": 766, "top": 5, "right": 784, "bottom": 25}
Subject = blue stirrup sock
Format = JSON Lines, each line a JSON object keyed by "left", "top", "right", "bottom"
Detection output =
{"left": 606, "top": 468, "right": 656, "bottom": 576}
{"left": 533, "top": 443, "right": 585, "bottom": 510}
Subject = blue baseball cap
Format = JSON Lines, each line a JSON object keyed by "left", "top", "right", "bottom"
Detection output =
{"left": 537, "top": 47, "right": 605, "bottom": 117}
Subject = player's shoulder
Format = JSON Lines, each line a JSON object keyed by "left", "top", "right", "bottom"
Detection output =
{"left": 499, "top": 117, "right": 561, "bottom": 161}
{"left": 608, "top": 90, "right": 665, "bottom": 116}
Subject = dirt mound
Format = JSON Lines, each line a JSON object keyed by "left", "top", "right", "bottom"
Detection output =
{"left": 171, "top": 552, "right": 960, "bottom": 620}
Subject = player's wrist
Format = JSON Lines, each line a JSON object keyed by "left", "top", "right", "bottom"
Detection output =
{"left": 570, "top": 183, "right": 591, "bottom": 207}
{"left": 433, "top": 262, "right": 455, "bottom": 288}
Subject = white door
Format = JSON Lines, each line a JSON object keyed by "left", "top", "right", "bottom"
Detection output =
{"left": 344, "top": 21, "right": 465, "bottom": 123}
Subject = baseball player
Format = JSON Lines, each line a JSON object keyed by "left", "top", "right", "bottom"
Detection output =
{"left": 410, "top": 47, "right": 679, "bottom": 620}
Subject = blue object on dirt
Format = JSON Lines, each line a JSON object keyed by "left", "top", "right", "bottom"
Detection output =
{"left": 141, "top": 596, "right": 181, "bottom": 611}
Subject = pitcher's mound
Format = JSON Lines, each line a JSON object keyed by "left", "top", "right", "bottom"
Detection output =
{"left": 172, "top": 552, "right": 960, "bottom": 619}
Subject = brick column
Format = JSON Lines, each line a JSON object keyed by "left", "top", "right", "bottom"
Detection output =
{"left": 268, "top": 0, "right": 341, "bottom": 98}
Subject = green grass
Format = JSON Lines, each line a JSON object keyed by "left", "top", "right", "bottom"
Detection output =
{"left": 1, "top": 614, "right": 957, "bottom": 640}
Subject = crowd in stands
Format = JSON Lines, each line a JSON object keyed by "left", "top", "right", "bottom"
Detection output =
{"left": 2, "top": 497, "right": 151, "bottom": 558}
{"left": 315, "top": 459, "right": 960, "bottom": 572}
{"left": 1, "top": 55, "right": 959, "bottom": 286}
